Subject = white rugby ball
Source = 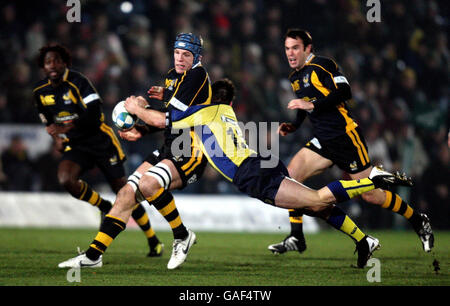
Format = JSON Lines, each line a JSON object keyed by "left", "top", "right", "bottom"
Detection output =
{"left": 112, "top": 101, "right": 137, "bottom": 130}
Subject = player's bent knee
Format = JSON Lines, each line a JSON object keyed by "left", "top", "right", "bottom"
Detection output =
{"left": 139, "top": 174, "right": 163, "bottom": 198}
{"left": 127, "top": 171, "right": 145, "bottom": 203}
{"left": 142, "top": 162, "right": 173, "bottom": 191}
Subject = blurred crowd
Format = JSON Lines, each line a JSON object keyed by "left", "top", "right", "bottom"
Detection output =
{"left": 0, "top": 0, "right": 448, "bottom": 229}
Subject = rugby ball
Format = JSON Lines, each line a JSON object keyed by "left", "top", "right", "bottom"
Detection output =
{"left": 112, "top": 101, "right": 137, "bottom": 130}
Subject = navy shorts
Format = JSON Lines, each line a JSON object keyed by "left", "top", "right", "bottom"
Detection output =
{"left": 63, "top": 146, "right": 126, "bottom": 181}
{"left": 305, "top": 127, "right": 371, "bottom": 174}
{"left": 232, "top": 155, "right": 289, "bottom": 205}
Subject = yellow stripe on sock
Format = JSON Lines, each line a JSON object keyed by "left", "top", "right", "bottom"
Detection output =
{"left": 88, "top": 191, "right": 100, "bottom": 206}
{"left": 94, "top": 232, "right": 114, "bottom": 247}
{"left": 403, "top": 206, "right": 414, "bottom": 219}
{"left": 392, "top": 194, "right": 402, "bottom": 213}
{"left": 79, "top": 181, "right": 88, "bottom": 199}
{"left": 340, "top": 216, "right": 365, "bottom": 242}
{"left": 168, "top": 215, "right": 182, "bottom": 229}
{"left": 89, "top": 244, "right": 104, "bottom": 253}
{"left": 289, "top": 216, "right": 303, "bottom": 224}
{"left": 382, "top": 191, "right": 392, "bottom": 208}
{"left": 145, "top": 227, "right": 156, "bottom": 239}
{"left": 135, "top": 212, "right": 149, "bottom": 227}
{"left": 158, "top": 199, "right": 176, "bottom": 217}
{"left": 145, "top": 188, "right": 165, "bottom": 203}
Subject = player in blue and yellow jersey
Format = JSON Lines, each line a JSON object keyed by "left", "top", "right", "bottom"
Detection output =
{"left": 268, "top": 29, "right": 434, "bottom": 256}
{"left": 33, "top": 44, "right": 163, "bottom": 257}
{"left": 58, "top": 33, "right": 210, "bottom": 270}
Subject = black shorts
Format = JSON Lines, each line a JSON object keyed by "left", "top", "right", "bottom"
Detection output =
{"left": 305, "top": 127, "right": 371, "bottom": 174}
{"left": 144, "top": 136, "right": 207, "bottom": 189}
{"left": 232, "top": 155, "right": 289, "bottom": 205}
{"left": 62, "top": 143, "right": 126, "bottom": 182}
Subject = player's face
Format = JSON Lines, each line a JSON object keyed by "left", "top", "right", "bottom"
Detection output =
{"left": 174, "top": 48, "right": 194, "bottom": 73}
{"left": 43, "top": 51, "right": 66, "bottom": 81}
{"left": 285, "top": 37, "right": 310, "bottom": 70}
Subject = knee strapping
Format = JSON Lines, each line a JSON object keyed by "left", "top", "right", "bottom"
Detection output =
{"left": 127, "top": 171, "right": 146, "bottom": 203}
{"left": 144, "top": 162, "right": 172, "bottom": 190}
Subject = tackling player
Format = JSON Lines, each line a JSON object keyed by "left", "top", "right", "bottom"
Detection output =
{"left": 58, "top": 33, "right": 211, "bottom": 270}
{"left": 58, "top": 75, "right": 413, "bottom": 270}
{"left": 267, "top": 29, "right": 434, "bottom": 255}
{"left": 33, "top": 44, "right": 163, "bottom": 257}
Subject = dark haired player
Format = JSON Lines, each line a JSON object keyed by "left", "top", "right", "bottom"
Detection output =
{"left": 33, "top": 44, "right": 163, "bottom": 257}
{"left": 267, "top": 29, "right": 434, "bottom": 256}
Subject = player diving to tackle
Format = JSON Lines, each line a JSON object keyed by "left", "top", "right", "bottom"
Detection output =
{"left": 58, "top": 74, "right": 413, "bottom": 270}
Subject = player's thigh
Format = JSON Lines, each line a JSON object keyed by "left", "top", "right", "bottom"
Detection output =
{"left": 57, "top": 159, "right": 83, "bottom": 184}
{"left": 287, "top": 147, "right": 333, "bottom": 182}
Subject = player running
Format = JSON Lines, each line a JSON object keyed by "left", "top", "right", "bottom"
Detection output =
{"left": 268, "top": 29, "right": 434, "bottom": 255}
{"left": 33, "top": 44, "right": 163, "bottom": 257}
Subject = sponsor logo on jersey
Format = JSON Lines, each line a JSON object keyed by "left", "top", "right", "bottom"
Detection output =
{"left": 40, "top": 94, "right": 56, "bottom": 106}
{"left": 55, "top": 112, "right": 79, "bottom": 124}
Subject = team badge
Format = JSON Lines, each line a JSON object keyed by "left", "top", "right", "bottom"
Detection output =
{"left": 349, "top": 161, "right": 358, "bottom": 171}
{"left": 109, "top": 155, "right": 118, "bottom": 165}
{"left": 303, "top": 73, "right": 310, "bottom": 87}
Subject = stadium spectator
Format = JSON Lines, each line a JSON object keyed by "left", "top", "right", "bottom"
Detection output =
{"left": 0, "top": 135, "right": 33, "bottom": 191}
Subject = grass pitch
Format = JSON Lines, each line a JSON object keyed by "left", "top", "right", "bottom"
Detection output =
{"left": 0, "top": 228, "right": 448, "bottom": 286}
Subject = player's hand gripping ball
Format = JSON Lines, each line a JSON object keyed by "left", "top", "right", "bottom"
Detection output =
{"left": 112, "top": 101, "right": 137, "bottom": 130}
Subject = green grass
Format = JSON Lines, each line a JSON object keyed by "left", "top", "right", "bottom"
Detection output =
{"left": 0, "top": 228, "right": 448, "bottom": 286}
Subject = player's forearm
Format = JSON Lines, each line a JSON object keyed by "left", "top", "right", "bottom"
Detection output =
{"left": 135, "top": 107, "right": 166, "bottom": 129}
{"left": 313, "top": 83, "right": 352, "bottom": 112}
{"left": 292, "top": 110, "right": 307, "bottom": 128}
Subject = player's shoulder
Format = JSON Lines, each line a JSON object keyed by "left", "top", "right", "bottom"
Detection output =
{"left": 66, "top": 69, "right": 89, "bottom": 83}
{"left": 310, "top": 55, "right": 339, "bottom": 73}
{"left": 33, "top": 78, "right": 51, "bottom": 93}
{"left": 187, "top": 63, "right": 207, "bottom": 78}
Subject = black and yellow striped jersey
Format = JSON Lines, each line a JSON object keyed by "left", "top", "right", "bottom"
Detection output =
{"left": 33, "top": 68, "right": 125, "bottom": 160}
{"left": 289, "top": 54, "right": 358, "bottom": 140}
{"left": 161, "top": 63, "right": 212, "bottom": 144}
{"left": 168, "top": 104, "right": 257, "bottom": 182}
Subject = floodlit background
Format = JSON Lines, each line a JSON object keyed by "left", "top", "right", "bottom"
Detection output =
{"left": 0, "top": 0, "right": 448, "bottom": 231}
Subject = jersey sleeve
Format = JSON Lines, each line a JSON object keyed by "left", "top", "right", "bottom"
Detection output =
{"left": 77, "top": 75, "right": 102, "bottom": 108}
{"left": 313, "top": 57, "right": 349, "bottom": 92}
{"left": 72, "top": 74, "right": 103, "bottom": 129}
{"left": 167, "top": 67, "right": 208, "bottom": 111}
{"left": 311, "top": 58, "right": 352, "bottom": 112}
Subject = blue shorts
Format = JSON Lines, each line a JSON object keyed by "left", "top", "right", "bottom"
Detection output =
{"left": 232, "top": 155, "right": 289, "bottom": 205}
